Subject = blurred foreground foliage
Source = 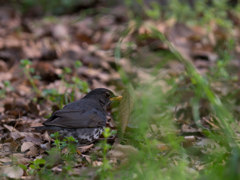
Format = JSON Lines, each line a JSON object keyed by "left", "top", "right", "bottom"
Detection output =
{"left": 112, "top": 1, "right": 240, "bottom": 180}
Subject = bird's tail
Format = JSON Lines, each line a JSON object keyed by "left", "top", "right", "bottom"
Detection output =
{"left": 33, "top": 126, "right": 64, "bottom": 132}
{"left": 33, "top": 126, "right": 50, "bottom": 132}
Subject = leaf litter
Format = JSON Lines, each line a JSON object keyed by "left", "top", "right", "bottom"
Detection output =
{"left": 0, "top": 2, "right": 240, "bottom": 179}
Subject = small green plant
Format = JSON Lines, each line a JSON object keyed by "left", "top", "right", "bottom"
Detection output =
{"left": 43, "top": 60, "right": 89, "bottom": 109}
{"left": 71, "top": 76, "right": 89, "bottom": 93}
{"left": 50, "top": 132, "right": 78, "bottom": 151}
{"left": 209, "top": 39, "right": 235, "bottom": 81}
{"left": 74, "top": 60, "right": 82, "bottom": 68}
{"left": 0, "top": 80, "right": 14, "bottom": 98}
{"left": 29, "top": 158, "right": 46, "bottom": 175}
{"left": 144, "top": 2, "right": 161, "bottom": 20}
{"left": 72, "top": 60, "right": 88, "bottom": 93}
{"left": 59, "top": 60, "right": 89, "bottom": 100}
{"left": 28, "top": 132, "right": 78, "bottom": 178}
{"left": 98, "top": 127, "right": 113, "bottom": 179}
{"left": 113, "top": 26, "right": 240, "bottom": 179}
{"left": 42, "top": 88, "right": 68, "bottom": 109}
{"left": 20, "top": 59, "right": 41, "bottom": 96}
{"left": 128, "top": 0, "right": 234, "bottom": 30}
{"left": 50, "top": 133, "right": 78, "bottom": 174}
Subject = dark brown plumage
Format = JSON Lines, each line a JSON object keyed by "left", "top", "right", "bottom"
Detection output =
{"left": 35, "top": 88, "right": 116, "bottom": 144}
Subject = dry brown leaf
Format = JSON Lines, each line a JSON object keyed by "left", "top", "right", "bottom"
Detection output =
{"left": 52, "top": 24, "right": 69, "bottom": 40}
{"left": 3, "top": 124, "right": 17, "bottom": 132}
{"left": 43, "top": 131, "right": 51, "bottom": 142}
{"left": 77, "top": 144, "right": 94, "bottom": 153}
{"left": 21, "top": 142, "right": 34, "bottom": 152}
{"left": 17, "top": 84, "right": 31, "bottom": 96}
{"left": 10, "top": 131, "right": 24, "bottom": 140}
{"left": 0, "top": 72, "right": 12, "bottom": 82}
{"left": 52, "top": 166, "right": 62, "bottom": 173}
{"left": 0, "top": 157, "right": 11, "bottom": 163}
{"left": 40, "top": 142, "right": 51, "bottom": 151}
{"left": 26, "top": 146, "right": 39, "bottom": 157}
{"left": 0, "top": 60, "right": 8, "bottom": 72}
{"left": 181, "top": 124, "right": 200, "bottom": 134}
{"left": 22, "top": 133, "right": 42, "bottom": 145}
{"left": 33, "top": 61, "right": 58, "bottom": 82}
{"left": 1, "top": 166, "right": 24, "bottom": 179}
{"left": 12, "top": 153, "right": 31, "bottom": 165}
{"left": 0, "top": 143, "right": 17, "bottom": 156}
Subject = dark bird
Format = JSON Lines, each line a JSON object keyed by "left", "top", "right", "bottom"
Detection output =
{"left": 35, "top": 88, "right": 122, "bottom": 144}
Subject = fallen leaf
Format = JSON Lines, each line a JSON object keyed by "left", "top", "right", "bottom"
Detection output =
{"left": 10, "top": 131, "right": 24, "bottom": 140}
{"left": 52, "top": 166, "right": 62, "bottom": 173}
{"left": 52, "top": 24, "right": 69, "bottom": 40}
{"left": 40, "top": 142, "right": 51, "bottom": 151}
{"left": 1, "top": 166, "right": 24, "bottom": 179}
{"left": 0, "top": 60, "right": 8, "bottom": 72}
{"left": 21, "top": 142, "right": 34, "bottom": 152}
{"left": 3, "top": 124, "right": 17, "bottom": 132}
{"left": 12, "top": 153, "right": 31, "bottom": 165}
{"left": 0, "top": 157, "right": 11, "bottom": 163}
{"left": 26, "top": 145, "right": 39, "bottom": 157}
{"left": 77, "top": 144, "right": 94, "bottom": 153}
{"left": 42, "top": 131, "right": 51, "bottom": 142}
{"left": 0, "top": 143, "right": 16, "bottom": 155}
{"left": 21, "top": 133, "right": 42, "bottom": 145}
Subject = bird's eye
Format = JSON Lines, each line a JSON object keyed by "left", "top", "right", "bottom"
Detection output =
{"left": 105, "top": 92, "right": 110, "bottom": 98}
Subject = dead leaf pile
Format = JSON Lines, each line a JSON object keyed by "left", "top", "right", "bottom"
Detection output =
{"left": 0, "top": 4, "right": 128, "bottom": 178}
{"left": 0, "top": 1, "right": 240, "bottom": 179}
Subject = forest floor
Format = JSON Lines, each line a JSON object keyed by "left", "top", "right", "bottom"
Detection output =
{"left": 1, "top": 2, "right": 240, "bottom": 180}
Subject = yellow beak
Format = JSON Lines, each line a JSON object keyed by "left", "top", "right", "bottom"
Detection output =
{"left": 110, "top": 96, "right": 123, "bottom": 101}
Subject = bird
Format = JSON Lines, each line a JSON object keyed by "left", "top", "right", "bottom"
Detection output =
{"left": 35, "top": 88, "right": 122, "bottom": 144}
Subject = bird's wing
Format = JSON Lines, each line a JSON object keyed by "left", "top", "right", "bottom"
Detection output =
{"left": 43, "top": 108, "right": 106, "bottom": 128}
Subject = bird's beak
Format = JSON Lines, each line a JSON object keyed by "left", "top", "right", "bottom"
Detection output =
{"left": 110, "top": 96, "right": 123, "bottom": 101}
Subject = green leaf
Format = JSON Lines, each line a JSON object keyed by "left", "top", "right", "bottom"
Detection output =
{"left": 29, "top": 67, "right": 35, "bottom": 73}
{"left": 42, "top": 88, "right": 58, "bottom": 96}
{"left": 74, "top": 60, "right": 82, "bottom": 68}
{"left": 3, "top": 80, "right": 10, "bottom": 87}
{"left": 51, "top": 132, "right": 60, "bottom": 139}
{"left": 29, "top": 164, "right": 35, "bottom": 170}
{"left": 18, "top": 164, "right": 27, "bottom": 171}
{"left": 33, "top": 75, "right": 41, "bottom": 80}
{"left": 64, "top": 136, "right": 77, "bottom": 143}
{"left": 20, "top": 59, "right": 32, "bottom": 67}
{"left": 103, "top": 127, "right": 111, "bottom": 138}
{"left": 64, "top": 67, "right": 72, "bottom": 74}
{"left": 34, "top": 158, "right": 46, "bottom": 166}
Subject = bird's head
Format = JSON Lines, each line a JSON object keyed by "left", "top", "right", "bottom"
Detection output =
{"left": 84, "top": 88, "right": 122, "bottom": 108}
